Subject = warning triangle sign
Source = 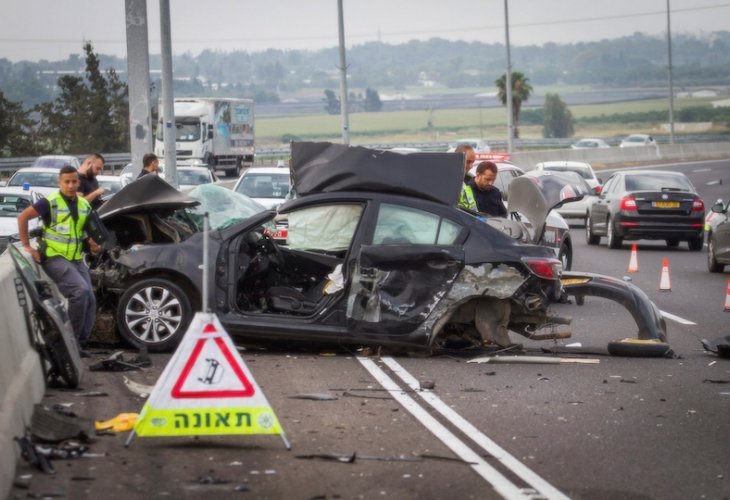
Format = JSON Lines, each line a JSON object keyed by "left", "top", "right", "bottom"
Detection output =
{"left": 132, "top": 313, "right": 288, "bottom": 447}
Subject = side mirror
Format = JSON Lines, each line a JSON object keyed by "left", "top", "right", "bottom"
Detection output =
{"left": 711, "top": 201, "right": 726, "bottom": 214}
{"left": 207, "top": 124, "right": 214, "bottom": 140}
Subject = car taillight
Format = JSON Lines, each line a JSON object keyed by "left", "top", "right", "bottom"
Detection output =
{"left": 521, "top": 257, "right": 562, "bottom": 280}
{"left": 619, "top": 196, "right": 637, "bottom": 211}
{"left": 594, "top": 185, "right": 602, "bottom": 194}
{"left": 692, "top": 198, "right": 704, "bottom": 212}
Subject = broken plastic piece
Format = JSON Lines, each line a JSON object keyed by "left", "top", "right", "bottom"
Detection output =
{"left": 701, "top": 335, "right": 730, "bottom": 358}
{"left": 288, "top": 393, "right": 338, "bottom": 401}
{"left": 468, "top": 355, "right": 600, "bottom": 365}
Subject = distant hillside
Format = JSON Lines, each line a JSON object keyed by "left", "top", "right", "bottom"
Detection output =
{"left": 1, "top": 32, "right": 729, "bottom": 109}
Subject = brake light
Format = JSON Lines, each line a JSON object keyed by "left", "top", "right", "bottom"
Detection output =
{"left": 620, "top": 196, "right": 637, "bottom": 211}
{"left": 522, "top": 257, "right": 562, "bottom": 280}
{"left": 692, "top": 198, "right": 704, "bottom": 212}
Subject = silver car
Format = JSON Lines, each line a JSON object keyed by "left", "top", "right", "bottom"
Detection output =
{"left": 534, "top": 161, "right": 602, "bottom": 223}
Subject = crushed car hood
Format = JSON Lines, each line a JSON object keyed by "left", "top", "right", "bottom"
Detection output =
{"left": 508, "top": 170, "right": 591, "bottom": 243}
{"left": 97, "top": 174, "right": 200, "bottom": 220}
{"left": 290, "top": 141, "right": 464, "bottom": 206}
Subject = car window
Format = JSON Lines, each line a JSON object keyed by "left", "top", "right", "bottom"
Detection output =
{"left": 0, "top": 195, "right": 31, "bottom": 216}
{"left": 178, "top": 170, "right": 211, "bottom": 185}
{"left": 543, "top": 165, "right": 594, "bottom": 180}
{"left": 186, "top": 184, "right": 267, "bottom": 230}
{"left": 601, "top": 176, "right": 617, "bottom": 194}
{"left": 373, "top": 203, "right": 462, "bottom": 245}
{"left": 496, "top": 169, "right": 520, "bottom": 201}
{"left": 236, "top": 173, "right": 291, "bottom": 199}
{"left": 287, "top": 204, "right": 363, "bottom": 252}
{"left": 9, "top": 172, "right": 59, "bottom": 188}
{"left": 625, "top": 174, "right": 692, "bottom": 192}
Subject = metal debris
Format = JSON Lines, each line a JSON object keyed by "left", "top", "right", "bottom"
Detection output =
{"left": 123, "top": 376, "right": 154, "bottom": 398}
{"left": 468, "top": 355, "right": 600, "bottom": 365}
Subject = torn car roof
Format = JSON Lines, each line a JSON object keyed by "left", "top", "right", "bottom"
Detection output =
{"left": 290, "top": 141, "right": 464, "bottom": 206}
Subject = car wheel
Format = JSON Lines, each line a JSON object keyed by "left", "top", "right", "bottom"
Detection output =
{"left": 606, "top": 216, "right": 623, "bottom": 249}
{"left": 707, "top": 233, "right": 725, "bottom": 273}
{"left": 607, "top": 338, "right": 673, "bottom": 358}
{"left": 117, "top": 278, "right": 193, "bottom": 352}
{"left": 585, "top": 214, "right": 600, "bottom": 245}
{"left": 558, "top": 241, "right": 572, "bottom": 271}
{"left": 666, "top": 238, "right": 679, "bottom": 248}
{"left": 688, "top": 236, "right": 704, "bottom": 252}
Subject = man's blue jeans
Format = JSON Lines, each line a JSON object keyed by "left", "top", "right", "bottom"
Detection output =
{"left": 42, "top": 256, "right": 96, "bottom": 345}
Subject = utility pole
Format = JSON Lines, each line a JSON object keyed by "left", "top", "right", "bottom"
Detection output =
{"left": 504, "top": 0, "right": 514, "bottom": 153}
{"left": 160, "top": 0, "right": 177, "bottom": 187}
{"left": 666, "top": 0, "right": 675, "bottom": 144}
{"left": 337, "top": 0, "right": 350, "bottom": 145}
{"left": 124, "top": 0, "right": 152, "bottom": 176}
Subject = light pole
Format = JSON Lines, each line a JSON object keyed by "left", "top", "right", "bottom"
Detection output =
{"left": 504, "top": 0, "right": 514, "bottom": 153}
{"left": 666, "top": 0, "right": 675, "bottom": 144}
{"left": 337, "top": 0, "right": 350, "bottom": 145}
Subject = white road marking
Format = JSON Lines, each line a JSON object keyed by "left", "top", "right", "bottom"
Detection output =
{"left": 706, "top": 180, "right": 723, "bottom": 186}
{"left": 693, "top": 168, "right": 712, "bottom": 173}
{"left": 659, "top": 310, "right": 696, "bottom": 325}
{"left": 358, "top": 356, "right": 569, "bottom": 500}
{"left": 382, "top": 356, "right": 570, "bottom": 500}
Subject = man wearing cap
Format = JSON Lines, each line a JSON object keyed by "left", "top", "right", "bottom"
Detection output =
{"left": 17, "top": 165, "right": 100, "bottom": 355}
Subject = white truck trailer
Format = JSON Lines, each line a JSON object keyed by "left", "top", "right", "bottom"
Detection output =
{"left": 154, "top": 97, "right": 255, "bottom": 177}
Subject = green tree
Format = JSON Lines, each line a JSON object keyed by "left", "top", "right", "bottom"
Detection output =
{"left": 0, "top": 91, "right": 39, "bottom": 156}
{"left": 495, "top": 71, "right": 533, "bottom": 139}
{"left": 323, "top": 89, "right": 340, "bottom": 115}
{"left": 542, "top": 93, "right": 574, "bottom": 138}
{"left": 38, "top": 42, "right": 129, "bottom": 154}
{"left": 364, "top": 88, "right": 382, "bottom": 112}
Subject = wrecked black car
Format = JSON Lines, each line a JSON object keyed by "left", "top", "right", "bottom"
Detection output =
{"left": 89, "top": 142, "right": 667, "bottom": 354}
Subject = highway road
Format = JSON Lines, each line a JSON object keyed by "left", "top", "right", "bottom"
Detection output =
{"left": 10, "top": 159, "right": 730, "bottom": 499}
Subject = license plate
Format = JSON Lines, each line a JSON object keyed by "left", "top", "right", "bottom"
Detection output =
{"left": 652, "top": 201, "right": 680, "bottom": 208}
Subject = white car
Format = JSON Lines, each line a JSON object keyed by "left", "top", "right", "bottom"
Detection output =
{"left": 534, "top": 161, "right": 602, "bottom": 222}
{"left": 232, "top": 166, "right": 291, "bottom": 210}
{"left": 176, "top": 166, "right": 219, "bottom": 191}
{"left": 0, "top": 187, "right": 43, "bottom": 253}
{"left": 447, "top": 138, "right": 491, "bottom": 153}
{"left": 96, "top": 175, "right": 123, "bottom": 201}
{"left": 619, "top": 134, "right": 657, "bottom": 148}
{"left": 6, "top": 167, "right": 61, "bottom": 196}
{"left": 571, "top": 138, "right": 610, "bottom": 149}
{"left": 30, "top": 155, "right": 81, "bottom": 169}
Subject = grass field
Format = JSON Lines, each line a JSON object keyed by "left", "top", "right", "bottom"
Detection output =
{"left": 255, "top": 97, "right": 725, "bottom": 146}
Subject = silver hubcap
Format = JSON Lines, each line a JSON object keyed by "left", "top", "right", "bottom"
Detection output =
{"left": 125, "top": 285, "right": 183, "bottom": 343}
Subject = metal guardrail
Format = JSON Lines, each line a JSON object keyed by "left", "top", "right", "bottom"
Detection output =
{"left": 2, "top": 134, "right": 728, "bottom": 176}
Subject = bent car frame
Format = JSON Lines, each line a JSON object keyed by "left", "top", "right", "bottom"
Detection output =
{"left": 85, "top": 142, "right": 667, "bottom": 355}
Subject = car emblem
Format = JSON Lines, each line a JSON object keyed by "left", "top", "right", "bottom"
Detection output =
{"left": 662, "top": 194, "right": 669, "bottom": 200}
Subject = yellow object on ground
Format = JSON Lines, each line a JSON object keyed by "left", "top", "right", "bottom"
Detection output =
{"left": 95, "top": 413, "right": 139, "bottom": 432}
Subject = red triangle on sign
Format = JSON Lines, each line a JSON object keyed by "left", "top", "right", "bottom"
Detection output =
{"left": 171, "top": 336, "right": 255, "bottom": 399}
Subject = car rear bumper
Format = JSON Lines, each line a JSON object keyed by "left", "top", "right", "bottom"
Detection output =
{"left": 615, "top": 215, "right": 704, "bottom": 240}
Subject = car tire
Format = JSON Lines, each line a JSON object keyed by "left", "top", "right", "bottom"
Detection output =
{"left": 688, "top": 236, "right": 704, "bottom": 252}
{"left": 558, "top": 241, "right": 572, "bottom": 271}
{"left": 585, "top": 214, "right": 600, "bottom": 245}
{"left": 117, "top": 278, "right": 193, "bottom": 352}
{"left": 707, "top": 233, "right": 726, "bottom": 273}
{"left": 606, "top": 216, "right": 623, "bottom": 249}
{"left": 666, "top": 238, "right": 679, "bottom": 248}
{"left": 607, "top": 338, "right": 673, "bottom": 358}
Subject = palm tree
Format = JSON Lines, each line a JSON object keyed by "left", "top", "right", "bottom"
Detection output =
{"left": 495, "top": 71, "right": 533, "bottom": 139}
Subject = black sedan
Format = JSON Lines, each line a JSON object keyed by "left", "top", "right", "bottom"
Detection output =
{"left": 707, "top": 199, "right": 730, "bottom": 272}
{"left": 586, "top": 169, "right": 705, "bottom": 250}
{"left": 88, "top": 142, "right": 667, "bottom": 355}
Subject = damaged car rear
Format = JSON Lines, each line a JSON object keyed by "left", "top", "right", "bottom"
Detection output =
{"left": 90, "top": 142, "right": 667, "bottom": 356}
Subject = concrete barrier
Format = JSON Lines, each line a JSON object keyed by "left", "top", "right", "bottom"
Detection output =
{"left": 510, "top": 141, "right": 730, "bottom": 171}
{"left": 0, "top": 250, "right": 45, "bottom": 500}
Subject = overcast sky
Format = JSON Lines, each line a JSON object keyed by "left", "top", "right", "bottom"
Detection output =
{"left": 1, "top": 0, "right": 729, "bottom": 62}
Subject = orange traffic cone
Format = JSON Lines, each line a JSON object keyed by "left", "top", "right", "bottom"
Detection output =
{"left": 659, "top": 258, "right": 671, "bottom": 291}
{"left": 724, "top": 276, "right": 730, "bottom": 312}
{"left": 628, "top": 244, "right": 639, "bottom": 273}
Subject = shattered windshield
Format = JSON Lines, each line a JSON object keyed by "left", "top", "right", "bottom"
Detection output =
{"left": 185, "top": 184, "right": 268, "bottom": 230}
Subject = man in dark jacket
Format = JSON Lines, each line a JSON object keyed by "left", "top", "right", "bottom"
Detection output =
{"left": 467, "top": 161, "right": 507, "bottom": 217}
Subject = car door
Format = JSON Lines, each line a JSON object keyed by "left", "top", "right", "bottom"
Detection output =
{"left": 347, "top": 202, "right": 465, "bottom": 335}
{"left": 590, "top": 174, "right": 619, "bottom": 234}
